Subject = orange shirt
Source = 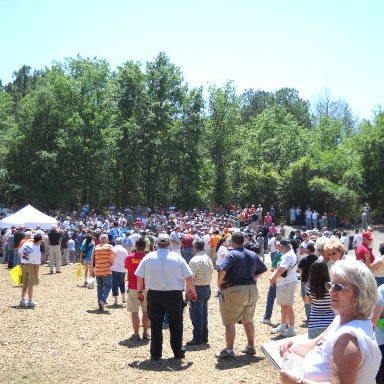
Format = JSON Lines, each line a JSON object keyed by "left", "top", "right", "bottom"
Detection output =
{"left": 92, "top": 243, "right": 115, "bottom": 276}
{"left": 209, "top": 234, "right": 222, "bottom": 249}
{"left": 18, "top": 238, "right": 33, "bottom": 249}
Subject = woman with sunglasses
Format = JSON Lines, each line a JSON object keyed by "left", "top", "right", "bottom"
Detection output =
{"left": 323, "top": 239, "right": 346, "bottom": 272}
{"left": 279, "top": 260, "right": 380, "bottom": 384}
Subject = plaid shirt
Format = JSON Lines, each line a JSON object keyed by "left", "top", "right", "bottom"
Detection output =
{"left": 189, "top": 252, "right": 214, "bottom": 286}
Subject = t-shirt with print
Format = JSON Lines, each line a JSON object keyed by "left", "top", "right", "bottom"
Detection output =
{"left": 276, "top": 249, "right": 298, "bottom": 287}
{"left": 125, "top": 252, "right": 146, "bottom": 290}
{"left": 19, "top": 242, "right": 41, "bottom": 265}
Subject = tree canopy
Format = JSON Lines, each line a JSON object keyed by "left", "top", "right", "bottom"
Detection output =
{"left": 0, "top": 53, "right": 382, "bottom": 222}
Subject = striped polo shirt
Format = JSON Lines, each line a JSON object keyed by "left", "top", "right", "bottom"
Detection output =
{"left": 93, "top": 243, "right": 114, "bottom": 276}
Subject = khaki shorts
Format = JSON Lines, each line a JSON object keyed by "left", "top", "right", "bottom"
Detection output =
{"left": 22, "top": 264, "right": 39, "bottom": 288}
{"left": 126, "top": 289, "right": 148, "bottom": 313}
{"left": 276, "top": 282, "right": 297, "bottom": 305}
{"left": 219, "top": 284, "right": 258, "bottom": 326}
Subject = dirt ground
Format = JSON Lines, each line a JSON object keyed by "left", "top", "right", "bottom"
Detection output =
{"left": 1, "top": 227, "right": 383, "bottom": 384}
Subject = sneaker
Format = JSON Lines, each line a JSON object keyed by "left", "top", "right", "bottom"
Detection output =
{"left": 98, "top": 301, "right": 105, "bottom": 311}
{"left": 241, "top": 345, "right": 256, "bottom": 356}
{"left": 281, "top": 327, "right": 297, "bottom": 338}
{"left": 270, "top": 324, "right": 287, "bottom": 334}
{"left": 142, "top": 333, "right": 151, "bottom": 340}
{"left": 129, "top": 334, "right": 141, "bottom": 341}
{"left": 259, "top": 318, "right": 272, "bottom": 325}
{"left": 27, "top": 300, "right": 35, "bottom": 308}
{"left": 19, "top": 299, "right": 27, "bottom": 307}
{"left": 215, "top": 348, "right": 235, "bottom": 358}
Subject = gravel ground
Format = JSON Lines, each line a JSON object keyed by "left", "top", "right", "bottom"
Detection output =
{"left": 1, "top": 227, "right": 383, "bottom": 384}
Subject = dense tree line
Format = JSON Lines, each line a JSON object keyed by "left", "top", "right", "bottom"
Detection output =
{"left": 0, "top": 53, "right": 383, "bottom": 222}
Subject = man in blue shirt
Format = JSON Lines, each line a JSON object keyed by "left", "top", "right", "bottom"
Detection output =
{"left": 216, "top": 231, "right": 267, "bottom": 358}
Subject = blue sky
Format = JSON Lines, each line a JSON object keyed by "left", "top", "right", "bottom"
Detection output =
{"left": 1, "top": 0, "right": 383, "bottom": 119}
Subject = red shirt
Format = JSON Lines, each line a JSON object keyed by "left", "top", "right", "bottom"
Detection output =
{"left": 182, "top": 235, "right": 194, "bottom": 248}
{"left": 356, "top": 243, "right": 374, "bottom": 265}
{"left": 124, "top": 252, "right": 146, "bottom": 290}
{"left": 264, "top": 214, "right": 273, "bottom": 225}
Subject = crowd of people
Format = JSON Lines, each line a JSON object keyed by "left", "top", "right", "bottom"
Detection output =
{"left": 1, "top": 202, "right": 384, "bottom": 383}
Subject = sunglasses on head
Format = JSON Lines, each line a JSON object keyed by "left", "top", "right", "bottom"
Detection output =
{"left": 325, "top": 281, "right": 348, "bottom": 292}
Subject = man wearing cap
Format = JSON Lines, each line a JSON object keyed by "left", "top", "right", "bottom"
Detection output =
{"left": 125, "top": 237, "right": 150, "bottom": 341}
{"left": 216, "top": 232, "right": 267, "bottom": 358}
{"left": 186, "top": 238, "right": 214, "bottom": 345}
{"left": 270, "top": 237, "right": 298, "bottom": 337}
{"left": 356, "top": 231, "right": 375, "bottom": 268}
{"left": 19, "top": 234, "right": 43, "bottom": 307}
{"left": 135, "top": 233, "right": 197, "bottom": 360}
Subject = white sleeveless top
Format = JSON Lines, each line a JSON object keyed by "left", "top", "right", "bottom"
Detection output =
{"left": 303, "top": 316, "right": 381, "bottom": 383}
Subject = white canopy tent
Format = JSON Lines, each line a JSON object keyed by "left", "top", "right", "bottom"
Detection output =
{"left": 0, "top": 204, "right": 57, "bottom": 230}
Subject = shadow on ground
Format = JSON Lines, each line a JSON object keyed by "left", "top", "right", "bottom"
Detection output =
{"left": 119, "top": 338, "right": 150, "bottom": 348}
{"left": 215, "top": 355, "right": 264, "bottom": 370}
{"left": 128, "top": 359, "right": 193, "bottom": 371}
{"left": 86, "top": 309, "right": 111, "bottom": 315}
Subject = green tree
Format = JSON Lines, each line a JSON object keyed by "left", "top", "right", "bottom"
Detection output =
{"left": 205, "top": 81, "right": 241, "bottom": 205}
{"left": 355, "top": 109, "right": 384, "bottom": 218}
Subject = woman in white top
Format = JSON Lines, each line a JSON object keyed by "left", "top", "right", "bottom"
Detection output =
{"left": 215, "top": 237, "right": 228, "bottom": 269}
{"left": 279, "top": 260, "right": 380, "bottom": 384}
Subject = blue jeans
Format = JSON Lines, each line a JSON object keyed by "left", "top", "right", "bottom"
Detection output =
{"left": 182, "top": 248, "right": 194, "bottom": 264}
{"left": 13, "top": 248, "right": 21, "bottom": 266}
{"left": 189, "top": 285, "right": 211, "bottom": 342}
{"left": 306, "top": 218, "right": 312, "bottom": 230}
{"left": 270, "top": 251, "right": 277, "bottom": 263}
{"left": 264, "top": 236, "right": 268, "bottom": 251}
{"left": 301, "top": 281, "right": 311, "bottom": 321}
{"left": 263, "top": 284, "right": 276, "bottom": 320}
{"left": 96, "top": 275, "right": 112, "bottom": 304}
{"left": 112, "top": 271, "right": 126, "bottom": 296}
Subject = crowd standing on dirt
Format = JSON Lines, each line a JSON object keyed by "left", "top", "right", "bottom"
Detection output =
{"left": 1, "top": 202, "right": 384, "bottom": 383}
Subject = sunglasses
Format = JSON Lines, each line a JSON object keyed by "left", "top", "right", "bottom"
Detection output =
{"left": 325, "top": 282, "right": 348, "bottom": 292}
{"left": 326, "top": 251, "right": 339, "bottom": 256}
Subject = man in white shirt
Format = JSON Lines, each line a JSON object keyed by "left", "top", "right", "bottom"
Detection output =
{"left": 135, "top": 233, "right": 196, "bottom": 360}
{"left": 311, "top": 210, "right": 319, "bottom": 229}
{"left": 352, "top": 229, "right": 362, "bottom": 255}
{"left": 305, "top": 208, "right": 313, "bottom": 230}
{"left": 170, "top": 226, "right": 182, "bottom": 254}
{"left": 270, "top": 237, "right": 298, "bottom": 337}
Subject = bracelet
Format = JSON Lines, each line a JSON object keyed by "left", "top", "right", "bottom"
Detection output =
{"left": 137, "top": 291, "right": 143, "bottom": 293}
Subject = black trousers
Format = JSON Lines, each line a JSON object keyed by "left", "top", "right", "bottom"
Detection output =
{"left": 147, "top": 290, "right": 184, "bottom": 359}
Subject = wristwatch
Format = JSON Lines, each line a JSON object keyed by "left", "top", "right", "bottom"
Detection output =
{"left": 296, "top": 377, "right": 303, "bottom": 384}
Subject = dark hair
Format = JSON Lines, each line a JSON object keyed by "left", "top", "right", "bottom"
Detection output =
{"left": 85, "top": 234, "right": 93, "bottom": 244}
{"left": 308, "top": 262, "right": 330, "bottom": 300}
{"left": 231, "top": 232, "right": 244, "bottom": 246}
{"left": 135, "top": 237, "right": 147, "bottom": 250}
{"left": 216, "top": 236, "right": 226, "bottom": 252}
{"left": 379, "top": 242, "right": 384, "bottom": 256}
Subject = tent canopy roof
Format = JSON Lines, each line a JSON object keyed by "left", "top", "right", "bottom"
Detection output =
{"left": 0, "top": 204, "right": 57, "bottom": 230}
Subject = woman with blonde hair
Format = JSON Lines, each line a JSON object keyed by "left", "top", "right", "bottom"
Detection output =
{"left": 279, "top": 259, "right": 381, "bottom": 383}
{"left": 323, "top": 238, "right": 345, "bottom": 271}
